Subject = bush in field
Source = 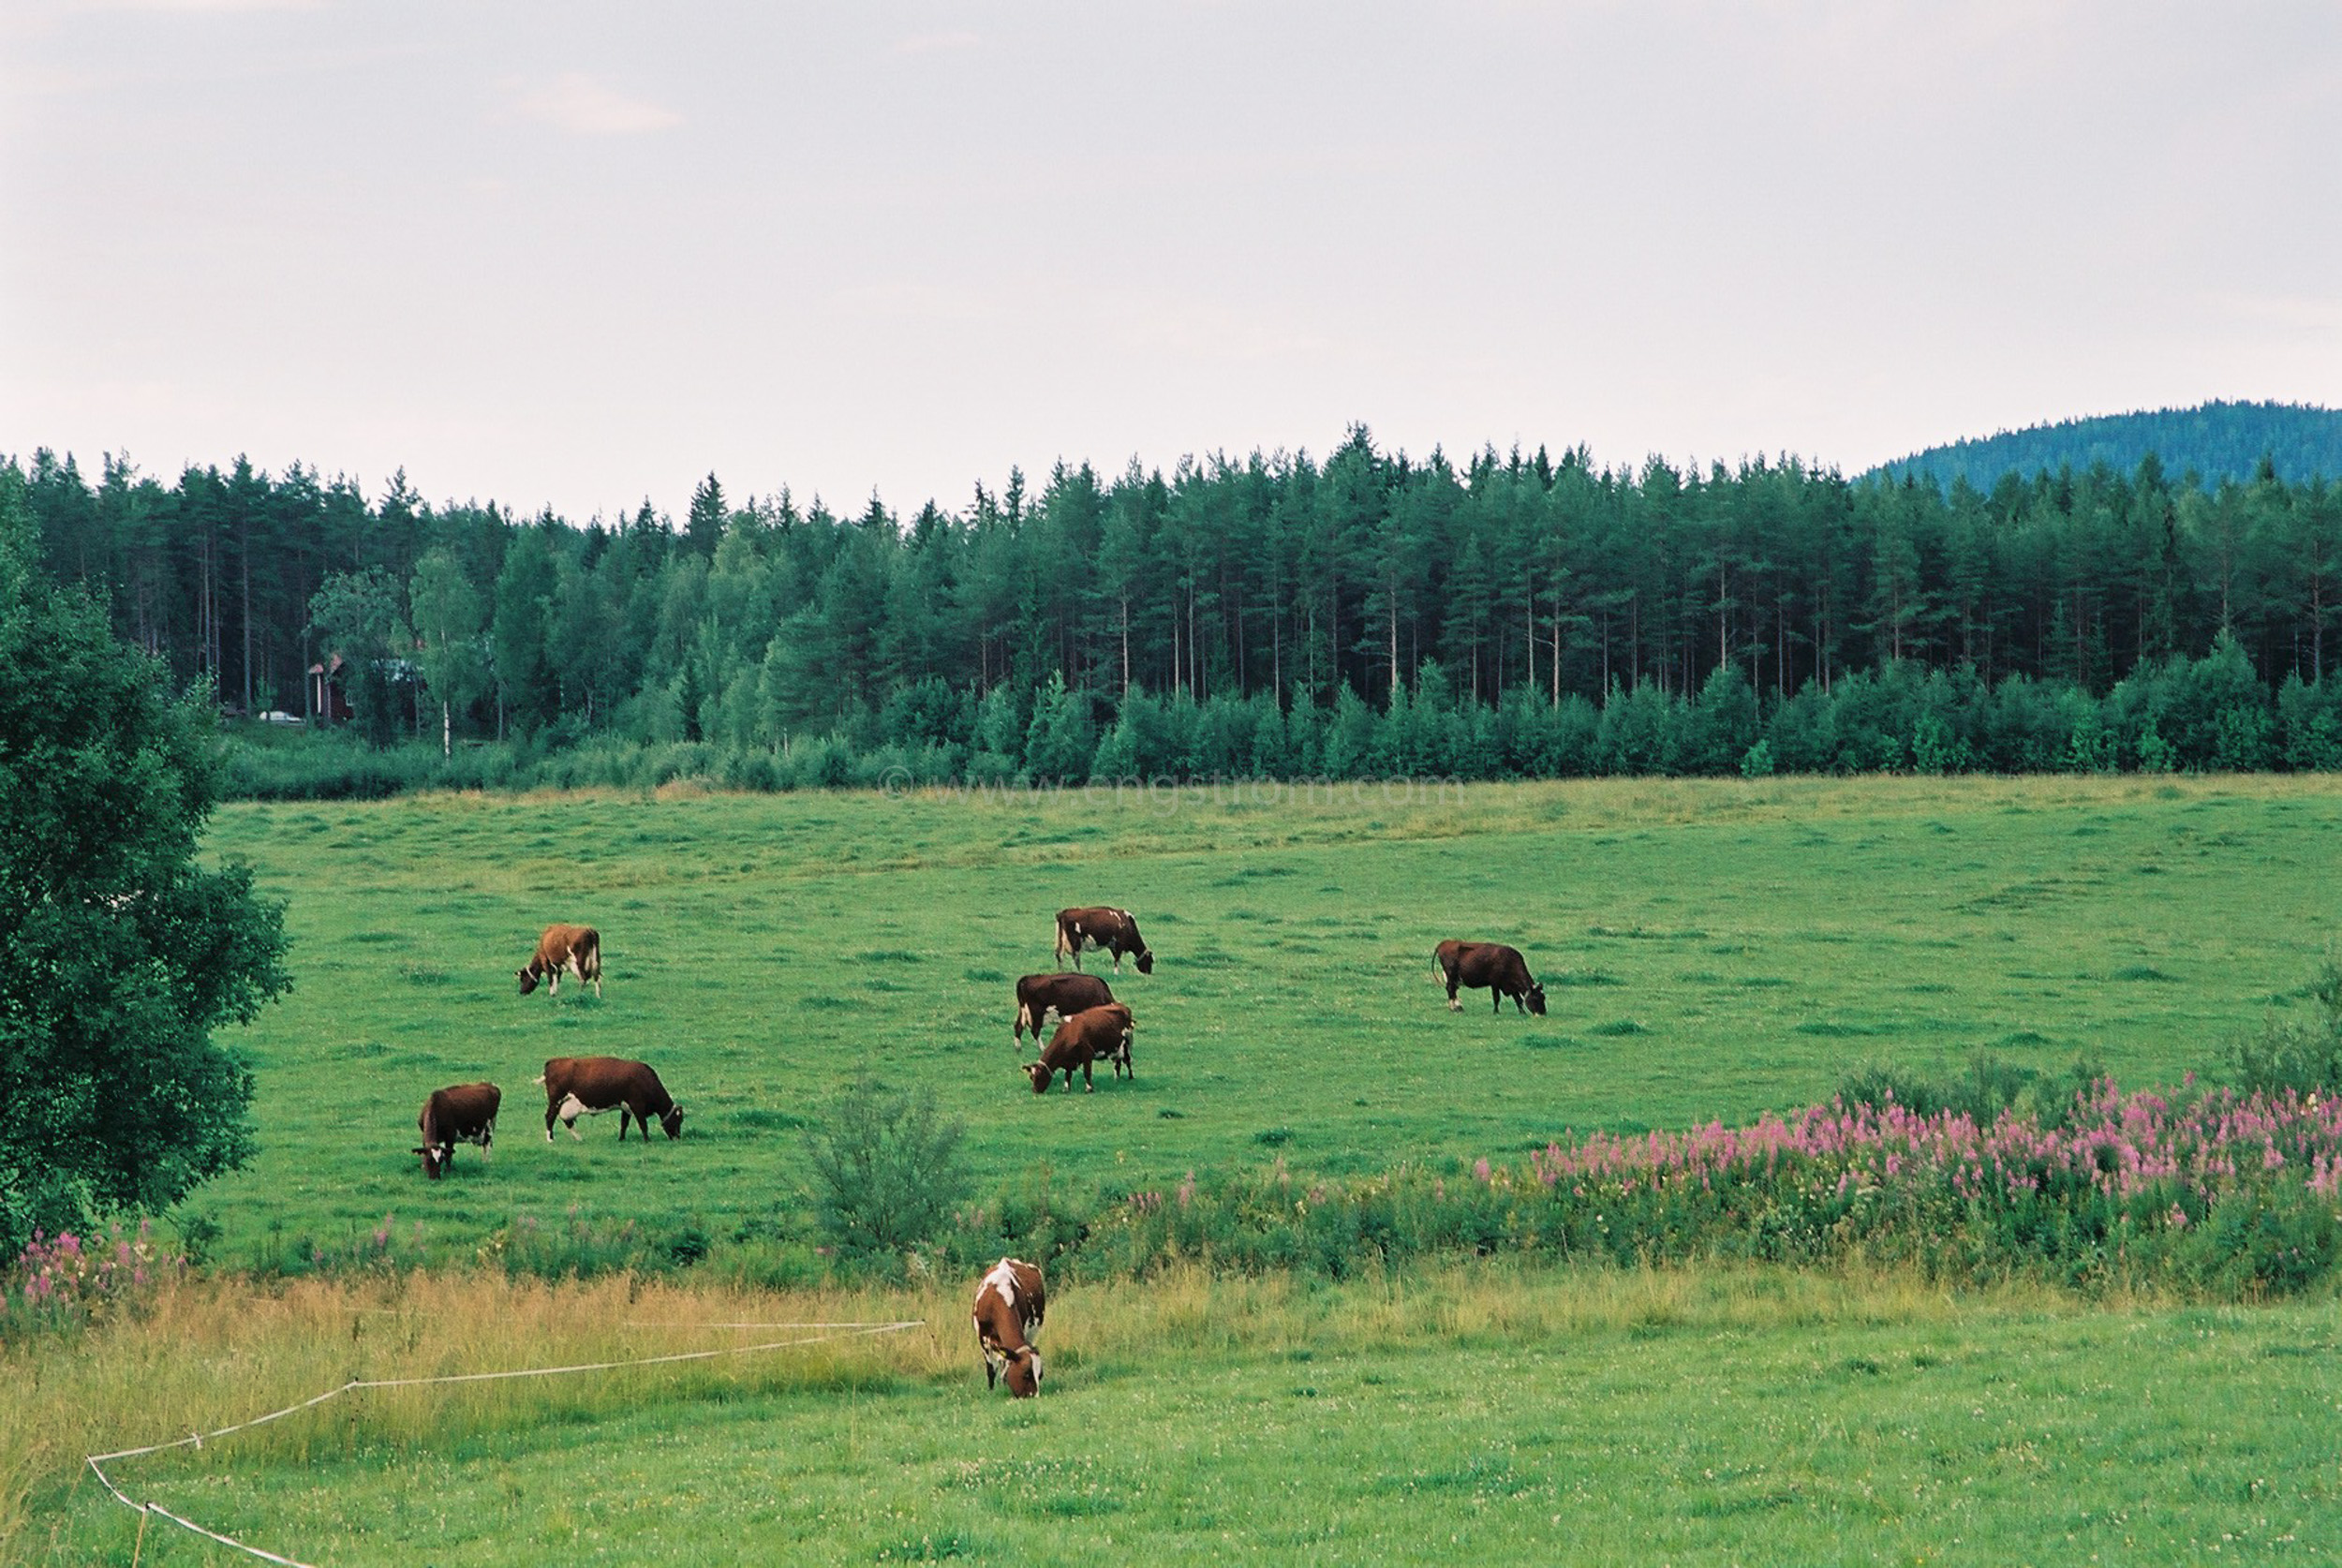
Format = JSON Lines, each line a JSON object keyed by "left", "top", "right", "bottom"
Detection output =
{"left": 479, "top": 1211, "right": 707, "bottom": 1280}
{"left": 807, "top": 1083, "right": 970, "bottom": 1260}
{"left": 2231, "top": 958, "right": 2342, "bottom": 1097}
{"left": 1834, "top": 1051, "right": 2102, "bottom": 1130}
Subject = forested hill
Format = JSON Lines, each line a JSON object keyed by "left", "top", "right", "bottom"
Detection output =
{"left": 1875, "top": 401, "right": 2342, "bottom": 490}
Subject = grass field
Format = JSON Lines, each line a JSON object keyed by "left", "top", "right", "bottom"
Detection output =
{"left": 178, "top": 773, "right": 2342, "bottom": 1265}
{"left": 14, "top": 774, "right": 2342, "bottom": 1563}
{"left": 20, "top": 1267, "right": 2342, "bottom": 1565}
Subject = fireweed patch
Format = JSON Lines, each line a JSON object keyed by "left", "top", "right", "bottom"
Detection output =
{"left": 1085, "top": 1080, "right": 2342, "bottom": 1295}
{"left": 2, "top": 1220, "right": 184, "bottom": 1337}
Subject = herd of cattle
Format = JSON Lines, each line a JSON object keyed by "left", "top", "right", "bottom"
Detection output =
{"left": 407, "top": 909, "right": 1549, "bottom": 1395}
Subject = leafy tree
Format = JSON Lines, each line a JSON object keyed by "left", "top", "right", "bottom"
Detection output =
{"left": 1023, "top": 673, "right": 1098, "bottom": 783}
{"left": 0, "top": 475, "right": 290, "bottom": 1252}
{"left": 491, "top": 528, "right": 557, "bottom": 736}
{"left": 1683, "top": 664, "right": 1761, "bottom": 776}
{"left": 408, "top": 548, "right": 487, "bottom": 757}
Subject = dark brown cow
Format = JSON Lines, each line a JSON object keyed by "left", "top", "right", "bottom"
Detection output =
{"left": 1023, "top": 1002, "right": 1135, "bottom": 1093}
{"left": 971, "top": 1256, "right": 1046, "bottom": 1397}
{"left": 1433, "top": 939, "right": 1548, "bottom": 1015}
{"left": 1054, "top": 907, "right": 1153, "bottom": 975}
{"left": 1013, "top": 972, "right": 1116, "bottom": 1043}
{"left": 538, "top": 1056, "right": 684, "bottom": 1141}
{"left": 518, "top": 924, "right": 602, "bottom": 998}
{"left": 413, "top": 1082, "right": 501, "bottom": 1180}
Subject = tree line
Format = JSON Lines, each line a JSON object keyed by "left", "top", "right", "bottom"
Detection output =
{"left": 11, "top": 429, "right": 2342, "bottom": 782}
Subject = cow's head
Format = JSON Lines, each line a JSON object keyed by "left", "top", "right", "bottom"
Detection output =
{"left": 1134, "top": 948, "right": 1154, "bottom": 975}
{"left": 516, "top": 966, "right": 541, "bottom": 996}
{"left": 1525, "top": 983, "right": 1548, "bottom": 1016}
{"left": 414, "top": 1144, "right": 448, "bottom": 1179}
{"left": 660, "top": 1104, "right": 686, "bottom": 1139}
{"left": 1023, "top": 1061, "right": 1054, "bottom": 1094}
{"left": 1003, "top": 1346, "right": 1043, "bottom": 1398}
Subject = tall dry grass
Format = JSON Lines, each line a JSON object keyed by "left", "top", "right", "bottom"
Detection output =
{"left": 4, "top": 1257, "right": 2101, "bottom": 1559}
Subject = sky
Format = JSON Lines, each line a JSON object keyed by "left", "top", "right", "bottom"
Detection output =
{"left": 4, "top": 1, "right": 2339, "bottom": 525}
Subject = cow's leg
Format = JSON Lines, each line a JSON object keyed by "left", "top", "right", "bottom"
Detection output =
{"left": 1082, "top": 1059, "right": 1093, "bottom": 1092}
{"left": 545, "top": 1103, "right": 558, "bottom": 1142}
{"left": 1446, "top": 978, "right": 1462, "bottom": 1012}
{"left": 1492, "top": 989, "right": 1502, "bottom": 1015}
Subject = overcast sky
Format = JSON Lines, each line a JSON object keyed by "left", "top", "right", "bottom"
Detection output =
{"left": 5, "top": 1, "right": 2337, "bottom": 523}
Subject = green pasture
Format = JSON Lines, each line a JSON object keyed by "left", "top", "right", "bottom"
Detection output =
{"left": 188, "top": 773, "right": 2342, "bottom": 1263}
{"left": 38, "top": 1271, "right": 2342, "bottom": 1566}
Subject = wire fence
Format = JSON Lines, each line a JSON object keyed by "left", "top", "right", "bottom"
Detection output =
{"left": 84, "top": 1318, "right": 926, "bottom": 1567}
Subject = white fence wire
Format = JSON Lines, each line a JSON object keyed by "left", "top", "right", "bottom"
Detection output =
{"left": 83, "top": 1318, "right": 926, "bottom": 1567}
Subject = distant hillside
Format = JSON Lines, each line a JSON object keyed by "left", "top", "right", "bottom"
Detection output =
{"left": 1874, "top": 400, "right": 2342, "bottom": 490}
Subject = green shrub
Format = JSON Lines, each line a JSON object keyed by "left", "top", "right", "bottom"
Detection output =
{"left": 1833, "top": 1051, "right": 2038, "bottom": 1126}
{"left": 488, "top": 1210, "right": 662, "bottom": 1280}
{"left": 807, "top": 1083, "right": 970, "bottom": 1261}
{"left": 2231, "top": 958, "right": 2342, "bottom": 1095}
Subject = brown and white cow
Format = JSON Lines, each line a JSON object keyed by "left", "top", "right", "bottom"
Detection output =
{"left": 1432, "top": 939, "right": 1548, "bottom": 1015}
{"left": 1054, "top": 907, "right": 1153, "bottom": 975}
{"left": 413, "top": 1082, "right": 501, "bottom": 1179}
{"left": 1023, "top": 1001, "right": 1134, "bottom": 1093}
{"left": 1013, "top": 971, "right": 1116, "bottom": 1044}
{"left": 538, "top": 1056, "right": 684, "bottom": 1141}
{"left": 518, "top": 924, "right": 602, "bottom": 998}
{"left": 971, "top": 1256, "right": 1046, "bottom": 1397}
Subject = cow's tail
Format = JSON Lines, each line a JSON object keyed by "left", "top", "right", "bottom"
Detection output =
{"left": 1431, "top": 953, "right": 1446, "bottom": 984}
{"left": 580, "top": 932, "right": 601, "bottom": 981}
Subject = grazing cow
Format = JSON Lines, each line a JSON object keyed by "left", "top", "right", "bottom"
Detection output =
{"left": 1013, "top": 971, "right": 1116, "bottom": 1044}
{"left": 538, "top": 1056, "right": 684, "bottom": 1142}
{"left": 413, "top": 1082, "right": 501, "bottom": 1180}
{"left": 518, "top": 924, "right": 602, "bottom": 998}
{"left": 971, "top": 1256, "right": 1046, "bottom": 1397}
{"left": 1432, "top": 939, "right": 1548, "bottom": 1015}
{"left": 1024, "top": 1002, "right": 1135, "bottom": 1093}
{"left": 1054, "top": 907, "right": 1153, "bottom": 975}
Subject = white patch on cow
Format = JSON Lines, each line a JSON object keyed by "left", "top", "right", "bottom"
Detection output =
{"left": 976, "top": 1262, "right": 1018, "bottom": 1313}
{"left": 556, "top": 1091, "right": 607, "bottom": 1141}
